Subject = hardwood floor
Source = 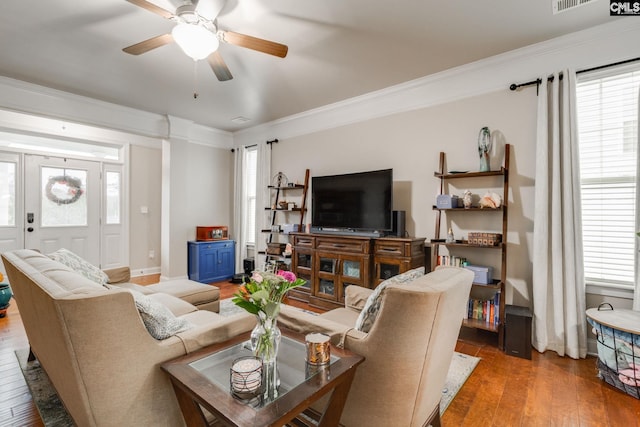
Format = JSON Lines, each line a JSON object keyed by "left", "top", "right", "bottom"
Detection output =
{"left": 1, "top": 277, "right": 639, "bottom": 426}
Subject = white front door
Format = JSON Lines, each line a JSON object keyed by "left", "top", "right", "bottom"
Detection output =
{"left": 0, "top": 152, "right": 22, "bottom": 267}
{"left": 24, "top": 155, "right": 101, "bottom": 265}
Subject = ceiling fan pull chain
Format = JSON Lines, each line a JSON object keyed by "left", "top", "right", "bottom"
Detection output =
{"left": 193, "top": 60, "right": 199, "bottom": 99}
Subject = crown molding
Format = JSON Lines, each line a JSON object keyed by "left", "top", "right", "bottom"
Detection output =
{"left": 165, "top": 115, "right": 233, "bottom": 149}
{"left": 0, "top": 76, "right": 232, "bottom": 149}
{"left": 0, "top": 77, "right": 167, "bottom": 139}
{"left": 233, "top": 19, "right": 640, "bottom": 146}
{"left": 0, "top": 107, "right": 160, "bottom": 149}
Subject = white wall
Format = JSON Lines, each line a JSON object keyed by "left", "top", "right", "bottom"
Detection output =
{"left": 161, "top": 137, "right": 234, "bottom": 279}
{"left": 129, "top": 145, "right": 162, "bottom": 275}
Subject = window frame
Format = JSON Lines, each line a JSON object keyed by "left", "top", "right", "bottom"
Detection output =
{"left": 576, "top": 62, "right": 640, "bottom": 293}
{"left": 244, "top": 146, "right": 258, "bottom": 246}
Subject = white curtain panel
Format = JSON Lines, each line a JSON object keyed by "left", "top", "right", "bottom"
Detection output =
{"left": 635, "top": 87, "right": 640, "bottom": 312}
{"left": 532, "top": 70, "right": 588, "bottom": 359}
{"left": 255, "top": 142, "right": 271, "bottom": 270}
{"left": 232, "top": 146, "right": 247, "bottom": 274}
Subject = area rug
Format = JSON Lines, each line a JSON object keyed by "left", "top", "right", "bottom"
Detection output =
{"left": 440, "top": 351, "right": 480, "bottom": 413}
{"left": 17, "top": 300, "right": 479, "bottom": 425}
{"left": 15, "top": 348, "right": 74, "bottom": 427}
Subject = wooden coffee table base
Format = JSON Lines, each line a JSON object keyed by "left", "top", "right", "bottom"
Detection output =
{"left": 162, "top": 329, "right": 364, "bottom": 427}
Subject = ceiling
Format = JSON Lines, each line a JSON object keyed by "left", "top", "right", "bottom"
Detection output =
{"left": 0, "top": 0, "right": 613, "bottom": 133}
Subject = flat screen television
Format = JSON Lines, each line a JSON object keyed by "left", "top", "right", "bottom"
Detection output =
{"left": 311, "top": 168, "right": 393, "bottom": 236}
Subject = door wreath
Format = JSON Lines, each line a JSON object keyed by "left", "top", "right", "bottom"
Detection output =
{"left": 45, "top": 175, "right": 84, "bottom": 205}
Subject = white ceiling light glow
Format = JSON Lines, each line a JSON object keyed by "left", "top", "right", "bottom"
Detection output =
{"left": 172, "top": 23, "right": 219, "bottom": 60}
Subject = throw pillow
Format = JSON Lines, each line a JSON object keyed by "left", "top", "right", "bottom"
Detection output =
{"left": 48, "top": 248, "right": 110, "bottom": 288}
{"left": 355, "top": 267, "right": 425, "bottom": 333}
{"left": 128, "top": 290, "right": 193, "bottom": 340}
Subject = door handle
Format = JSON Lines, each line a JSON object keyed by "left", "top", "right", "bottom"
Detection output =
{"left": 27, "top": 213, "right": 34, "bottom": 224}
{"left": 27, "top": 227, "right": 34, "bottom": 232}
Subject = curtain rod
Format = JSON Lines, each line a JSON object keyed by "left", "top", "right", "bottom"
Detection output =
{"left": 509, "top": 56, "right": 640, "bottom": 92}
{"left": 230, "top": 143, "right": 257, "bottom": 153}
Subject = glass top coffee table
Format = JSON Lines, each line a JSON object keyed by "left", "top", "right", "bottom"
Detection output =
{"left": 161, "top": 328, "right": 364, "bottom": 427}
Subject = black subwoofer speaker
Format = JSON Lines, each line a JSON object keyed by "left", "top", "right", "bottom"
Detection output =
{"left": 243, "top": 258, "right": 255, "bottom": 275}
{"left": 504, "top": 305, "right": 532, "bottom": 360}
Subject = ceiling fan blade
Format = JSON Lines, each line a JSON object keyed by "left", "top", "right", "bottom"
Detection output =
{"left": 208, "top": 51, "right": 233, "bottom": 81}
{"left": 126, "top": 0, "right": 175, "bottom": 19}
{"left": 221, "top": 31, "right": 288, "bottom": 58}
{"left": 123, "top": 34, "right": 174, "bottom": 55}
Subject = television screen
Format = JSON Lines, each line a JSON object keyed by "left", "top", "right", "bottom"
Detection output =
{"left": 311, "top": 169, "right": 393, "bottom": 233}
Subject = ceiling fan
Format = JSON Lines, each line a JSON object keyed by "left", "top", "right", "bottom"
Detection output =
{"left": 122, "top": 0, "right": 288, "bottom": 81}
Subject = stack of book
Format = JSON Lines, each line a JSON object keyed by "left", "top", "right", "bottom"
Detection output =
{"left": 467, "top": 293, "right": 501, "bottom": 325}
{"left": 436, "top": 255, "right": 467, "bottom": 267}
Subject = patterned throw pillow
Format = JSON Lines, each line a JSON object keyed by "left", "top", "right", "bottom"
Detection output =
{"left": 128, "top": 290, "right": 193, "bottom": 340}
{"left": 48, "top": 248, "right": 110, "bottom": 288}
{"left": 355, "top": 267, "right": 425, "bottom": 333}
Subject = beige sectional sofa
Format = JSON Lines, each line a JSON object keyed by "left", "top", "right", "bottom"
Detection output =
{"left": 3, "top": 249, "right": 255, "bottom": 427}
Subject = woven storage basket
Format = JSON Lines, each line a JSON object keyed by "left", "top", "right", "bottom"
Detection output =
{"left": 586, "top": 304, "right": 640, "bottom": 399}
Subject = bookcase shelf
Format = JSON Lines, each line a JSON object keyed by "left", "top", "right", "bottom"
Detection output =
{"left": 263, "top": 169, "right": 310, "bottom": 269}
{"left": 431, "top": 144, "right": 510, "bottom": 349}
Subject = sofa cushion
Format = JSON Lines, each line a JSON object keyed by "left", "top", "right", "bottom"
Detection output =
{"left": 103, "top": 266, "right": 131, "bottom": 284}
{"left": 129, "top": 290, "right": 193, "bottom": 340}
{"left": 147, "top": 293, "right": 198, "bottom": 317}
{"left": 344, "top": 285, "right": 374, "bottom": 311}
{"left": 355, "top": 267, "right": 425, "bottom": 333}
{"left": 321, "top": 307, "right": 361, "bottom": 328}
{"left": 48, "top": 248, "right": 109, "bottom": 288}
{"left": 147, "top": 279, "right": 220, "bottom": 306}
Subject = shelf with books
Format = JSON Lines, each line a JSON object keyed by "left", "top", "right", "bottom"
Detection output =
{"left": 262, "top": 169, "right": 309, "bottom": 269}
{"left": 465, "top": 293, "right": 501, "bottom": 332}
{"left": 430, "top": 144, "right": 510, "bottom": 349}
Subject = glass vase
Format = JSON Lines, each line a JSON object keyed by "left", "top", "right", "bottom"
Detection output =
{"left": 479, "top": 152, "right": 490, "bottom": 172}
{"left": 251, "top": 313, "right": 281, "bottom": 400}
{"left": 477, "top": 126, "right": 492, "bottom": 172}
{"left": 251, "top": 314, "right": 282, "bottom": 363}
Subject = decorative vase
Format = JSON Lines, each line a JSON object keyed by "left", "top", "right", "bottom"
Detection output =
{"left": 463, "top": 190, "right": 473, "bottom": 209}
{"left": 0, "top": 283, "right": 12, "bottom": 318}
{"left": 251, "top": 314, "right": 281, "bottom": 363}
{"left": 251, "top": 313, "right": 282, "bottom": 399}
{"left": 477, "top": 126, "right": 492, "bottom": 172}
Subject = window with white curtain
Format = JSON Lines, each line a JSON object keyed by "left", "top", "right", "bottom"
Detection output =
{"left": 576, "top": 63, "right": 640, "bottom": 289}
{"left": 244, "top": 146, "right": 258, "bottom": 245}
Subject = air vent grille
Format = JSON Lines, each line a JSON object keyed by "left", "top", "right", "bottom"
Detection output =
{"left": 553, "top": 0, "right": 596, "bottom": 14}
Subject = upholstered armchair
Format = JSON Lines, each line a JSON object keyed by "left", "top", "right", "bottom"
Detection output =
{"left": 279, "top": 266, "right": 474, "bottom": 427}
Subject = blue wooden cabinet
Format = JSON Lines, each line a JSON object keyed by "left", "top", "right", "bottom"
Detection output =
{"left": 188, "top": 240, "right": 235, "bottom": 283}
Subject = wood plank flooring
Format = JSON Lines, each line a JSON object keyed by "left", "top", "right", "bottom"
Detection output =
{"left": 1, "top": 277, "right": 639, "bottom": 426}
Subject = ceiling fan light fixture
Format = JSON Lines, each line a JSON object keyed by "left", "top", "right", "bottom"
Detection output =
{"left": 172, "top": 23, "right": 219, "bottom": 60}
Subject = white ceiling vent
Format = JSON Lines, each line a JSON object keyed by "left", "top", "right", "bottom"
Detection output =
{"left": 553, "top": 0, "right": 597, "bottom": 14}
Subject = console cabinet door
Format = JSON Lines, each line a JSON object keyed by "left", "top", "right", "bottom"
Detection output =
{"left": 313, "top": 251, "right": 370, "bottom": 304}
{"left": 315, "top": 252, "right": 339, "bottom": 302}
{"left": 215, "top": 241, "right": 235, "bottom": 281}
{"left": 338, "top": 253, "right": 368, "bottom": 303}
